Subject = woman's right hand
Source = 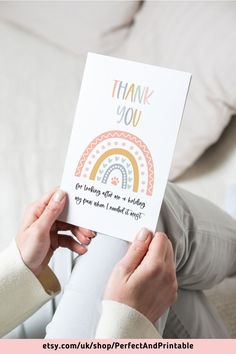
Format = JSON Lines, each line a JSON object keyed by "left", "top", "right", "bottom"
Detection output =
{"left": 104, "top": 228, "right": 177, "bottom": 323}
{"left": 16, "top": 189, "right": 95, "bottom": 277}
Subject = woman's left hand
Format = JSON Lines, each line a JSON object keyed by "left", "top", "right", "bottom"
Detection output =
{"left": 16, "top": 188, "right": 95, "bottom": 276}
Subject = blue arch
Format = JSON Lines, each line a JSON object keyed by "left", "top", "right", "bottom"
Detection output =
{"left": 102, "top": 163, "right": 128, "bottom": 189}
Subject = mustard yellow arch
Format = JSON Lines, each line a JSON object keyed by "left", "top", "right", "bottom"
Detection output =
{"left": 90, "top": 148, "right": 139, "bottom": 192}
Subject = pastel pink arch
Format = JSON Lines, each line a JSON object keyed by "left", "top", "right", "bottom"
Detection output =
{"left": 75, "top": 130, "right": 154, "bottom": 196}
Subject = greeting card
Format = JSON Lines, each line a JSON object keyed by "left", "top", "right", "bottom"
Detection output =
{"left": 60, "top": 53, "right": 191, "bottom": 242}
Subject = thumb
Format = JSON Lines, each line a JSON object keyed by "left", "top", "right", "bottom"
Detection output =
{"left": 35, "top": 189, "right": 67, "bottom": 232}
{"left": 118, "top": 228, "right": 153, "bottom": 275}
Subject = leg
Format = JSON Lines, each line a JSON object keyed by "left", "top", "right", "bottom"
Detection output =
{"left": 158, "top": 183, "right": 236, "bottom": 290}
{"left": 46, "top": 234, "right": 167, "bottom": 338}
{"left": 46, "top": 235, "right": 128, "bottom": 338}
{"left": 163, "top": 289, "right": 229, "bottom": 338}
{"left": 158, "top": 183, "right": 236, "bottom": 338}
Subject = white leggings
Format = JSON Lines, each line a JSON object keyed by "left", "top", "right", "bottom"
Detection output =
{"left": 46, "top": 183, "right": 236, "bottom": 338}
{"left": 46, "top": 234, "right": 167, "bottom": 338}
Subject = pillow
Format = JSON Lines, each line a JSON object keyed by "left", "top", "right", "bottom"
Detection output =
{"left": 115, "top": 1, "right": 236, "bottom": 179}
{"left": 0, "top": 1, "right": 141, "bottom": 57}
{"left": 0, "top": 20, "right": 85, "bottom": 250}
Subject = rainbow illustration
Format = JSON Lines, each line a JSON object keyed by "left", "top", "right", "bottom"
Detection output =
{"left": 75, "top": 130, "right": 154, "bottom": 196}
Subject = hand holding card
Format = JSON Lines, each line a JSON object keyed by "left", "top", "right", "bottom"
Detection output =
{"left": 60, "top": 53, "right": 191, "bottom": 242}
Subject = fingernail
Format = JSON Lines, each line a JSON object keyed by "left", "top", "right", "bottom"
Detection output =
{"left": 137, "top": 227, "right": 151, "bottom": 241}
{"left": 53, "top": 190, "right": 66, "bottom": 203}
{"left": 91, "top": 231, "right": 97, "bottom": 237}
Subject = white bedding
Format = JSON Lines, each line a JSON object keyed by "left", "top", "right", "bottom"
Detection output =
{"left": 177, "top": 116, "right": 236, "bottom": 209}
{"left": 0, "top": 21, "right": 84, "bottom": 250}
{"left": 118, "top": 1, "right": 236, "bottom": 179}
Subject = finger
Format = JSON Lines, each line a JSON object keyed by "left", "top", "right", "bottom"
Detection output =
{"left": 164, "top": 240, "right": 178, "bottom": 292}
{"left": 56, "top": 229, "right": 91, "bottom": 245}
{"left": 20, "top": 188, "right": 57, "bottom": 231}
{"left": 141, "top": 232, "right": 169, "bottom": 268}
{"left": 58, "top": 235, "right": 87, "bottom": 254}
{"left": 79, "top": 227, "right": 96, "bottom": 238}
{"left": 55, "top": 222, "right": 94, "bottom": 243}
{"left": 118, "top": 228, "right": 153, "bottom": 275}
{"left": 55, "top": 221, "right": 96, "bottom": 238}
{"left": 69, "top": 227, "right": 94, "bottom": 244}
{"left": 73, "top": 232, "right": 92, "bottom": 245}
{"left": 34, "top": 189, "right": 67, "bottom": 232}
{"left": 165, "top": 239, "right": 175, "bottom": 263}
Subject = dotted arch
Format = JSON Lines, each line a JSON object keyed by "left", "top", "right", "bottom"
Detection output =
{"left": 75, "top": 130, "right": 154, "bottom": 196}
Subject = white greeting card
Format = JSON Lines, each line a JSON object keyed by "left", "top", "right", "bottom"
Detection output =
{"left": 60, "top": 53, "right": 191, "bottom": 242}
